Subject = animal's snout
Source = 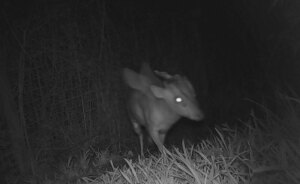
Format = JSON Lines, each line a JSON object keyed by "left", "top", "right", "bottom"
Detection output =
{"left": 190, "top": 109, "right": 205, "bottom": 121}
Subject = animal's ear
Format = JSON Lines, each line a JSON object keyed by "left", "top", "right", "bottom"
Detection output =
{"left": 123, "top": 68, "right": 149, "bottom": 92}
{"left": 150, "top": 85, "right": 165, "bottom": 98}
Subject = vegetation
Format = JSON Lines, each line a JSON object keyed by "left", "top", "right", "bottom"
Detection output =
{"left": 25, "top": 94, "right": 300, "bottom": 184}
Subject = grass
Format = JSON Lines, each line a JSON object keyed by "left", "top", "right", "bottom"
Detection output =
{"left": 24, "top": 94, "right": 300, "bottom": 184}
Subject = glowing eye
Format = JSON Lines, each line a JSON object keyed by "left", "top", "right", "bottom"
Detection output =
{"left": 175, "top": 97, "right": 183, "bottom": 103}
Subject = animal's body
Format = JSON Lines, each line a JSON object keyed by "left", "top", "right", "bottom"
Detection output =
{"left": 123, "top": 63, "right": 204, "bottom": 155}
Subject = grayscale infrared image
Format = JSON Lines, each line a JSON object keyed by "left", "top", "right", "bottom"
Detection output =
{"left": 0, "top": 0, "right": 299, "bottom": 183}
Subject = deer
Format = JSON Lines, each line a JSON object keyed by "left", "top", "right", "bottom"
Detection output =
{"left": 123, "top": 63, "right": 204, "bottom": 156}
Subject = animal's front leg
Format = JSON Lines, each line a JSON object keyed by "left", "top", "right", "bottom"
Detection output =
{"left": 132, "top": 121, "right": 144, "bottom": 157}
{"left": 149, "top": 128, "right": 164, "bottom": 152}
{"left": 159, "top": 132, "right": 166, "bottom": 145}
{"left": 138, "top": 134, "right": 144, "bottom": 157}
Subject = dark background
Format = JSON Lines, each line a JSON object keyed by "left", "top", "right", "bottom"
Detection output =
{"left": 0, "top": 0, "right": 299, "bottom": 180}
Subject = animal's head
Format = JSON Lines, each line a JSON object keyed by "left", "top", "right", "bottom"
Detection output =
{"left": 150, "top": 71, "right": 204, "bottom": 121}
{"left": 122, "top": 63, "right": 204, "bottom": 121}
